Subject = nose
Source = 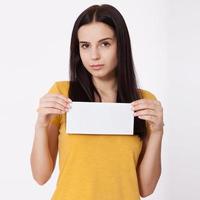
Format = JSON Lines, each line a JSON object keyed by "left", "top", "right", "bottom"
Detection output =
{"left": 91, "top": 47, "right": 100, "bottom": 60}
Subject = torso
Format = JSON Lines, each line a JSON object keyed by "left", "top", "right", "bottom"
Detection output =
{"left": 48, "top": 81, "right": 156, "bottom": 200}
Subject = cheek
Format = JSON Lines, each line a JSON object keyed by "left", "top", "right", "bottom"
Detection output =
{"left": 106, "top": 50, "right": 117, "bottom": 66}
{"left": 80, "top": 51, "right": 89, "bottom": 66}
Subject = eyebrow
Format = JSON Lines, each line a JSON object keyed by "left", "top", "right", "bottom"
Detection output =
{"left": 79, "top": 37, "right": 113, "bottom": 44}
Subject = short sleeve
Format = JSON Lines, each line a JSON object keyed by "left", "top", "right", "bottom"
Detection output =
{"left": 47, "top": 82, "right": 61, "bottom": 127}
{"left": 141, "top": 90, "right": 157, "bottom": 100}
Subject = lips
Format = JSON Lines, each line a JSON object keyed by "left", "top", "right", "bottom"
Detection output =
{"left": 90, "top": 64, "right": 104, "bottom": 69}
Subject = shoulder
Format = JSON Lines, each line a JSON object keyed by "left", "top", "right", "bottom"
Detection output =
{"left": 138, "top": 89, "right": 157, "bottom": 100}
{"left": 48, "top": 80, "right": 70, "bottom": 96}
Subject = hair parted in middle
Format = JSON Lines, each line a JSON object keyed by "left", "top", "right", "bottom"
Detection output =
{"left": 68, "top": 4, "right": 147, "bottom": 139}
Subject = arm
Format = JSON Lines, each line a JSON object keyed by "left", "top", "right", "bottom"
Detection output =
{"left": 30, "top": 121, "right": 59, "bottom": 185}
{"left": 131, "top": 98, "right": 164, "bottom": 197}
{"left": 137, "top": 130, "right": 163, "bottom": 197}
{"left": 30, "top": 93, "right": 71, "bottom": 185}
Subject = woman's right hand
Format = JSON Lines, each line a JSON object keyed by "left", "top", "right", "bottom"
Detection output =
{"left": 36, "top": 93, "right": 72, "bottom": 127}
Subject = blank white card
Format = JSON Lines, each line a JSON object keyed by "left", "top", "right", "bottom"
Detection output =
{"left": 66, "top": 101, "right": 134, "bottom": 135}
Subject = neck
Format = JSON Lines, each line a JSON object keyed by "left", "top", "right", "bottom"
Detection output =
{"left": 92, "top": 76, "right": 117, "bottom": 96}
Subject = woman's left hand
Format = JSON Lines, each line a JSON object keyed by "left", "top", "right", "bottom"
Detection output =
{"left": 131, "top": 99, "right": 164, "bottom": 134}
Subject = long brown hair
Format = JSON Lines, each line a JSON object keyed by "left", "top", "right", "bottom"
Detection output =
{"left": 68, "top": 4, "right": 147, "bottom": 139}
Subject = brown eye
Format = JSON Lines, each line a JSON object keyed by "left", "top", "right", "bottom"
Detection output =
{"left": 81, "top": 43, "right": 89, "bottom": 49}
{"left": 101, "top": 42, "right": 111, "bottom": 47}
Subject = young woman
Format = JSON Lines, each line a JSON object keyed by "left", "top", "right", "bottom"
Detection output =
{"left": 30, "top": 4, "right": 164, "bottom": 200}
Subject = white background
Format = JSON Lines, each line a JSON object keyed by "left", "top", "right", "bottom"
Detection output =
{"left": 0, "top": 0, "right": 199, "bottom": 199}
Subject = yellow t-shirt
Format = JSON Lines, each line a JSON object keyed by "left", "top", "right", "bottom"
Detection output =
{"left": 48, "top": 81, "right": 156, "bottom": 200}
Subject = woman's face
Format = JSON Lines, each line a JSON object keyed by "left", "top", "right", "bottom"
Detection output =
{"left": 78, "top": 22, "right": 118, "bottom": 80}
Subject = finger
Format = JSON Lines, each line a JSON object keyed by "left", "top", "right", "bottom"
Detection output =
{"left": 132, "top": 99, "right": 159, "bottom": 111}
{"left": 41, "top": 97, "right": 71, "bottom": 108}
{"left": 133, "top": 109, "right": 157, "bottom": 117}
{"left": 138, "top": 115, "right": 157, "bottom": 123}
{"left": 67, "top": 98, "right": 72, "bottom": 103}
{"left": 37, "top": 107, "right": 66, "bottom": 114}
{"left": 39, "top": 101, "right": 68, "bottom": 111}
{"left": 42, "top": 99, "right": 68, "bottom": 109}
{"left": 45, "top": 93, "right": 69, "bottom": 102}
{"left": 132, "top": 103, "right": 155, "bottom": 111}
{"left": 132, "top": 99, "right": 158, "bottom": 106}
{"left": 43, "top": 94, "right": 72, "bottom": 105}
{"left": 37, "top": 106, "right": 72, "bottom": 114}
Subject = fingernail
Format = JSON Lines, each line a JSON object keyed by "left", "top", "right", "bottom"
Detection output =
{"left": 132, "top": 101, "right": 137, "bottom": 105}
{"left": 67, "top": 105, "right": 71, "bottom": 109}
{"left": 134, "top": 112, "right": 138, "bottom": 116}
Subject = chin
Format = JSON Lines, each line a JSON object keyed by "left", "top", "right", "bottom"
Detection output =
{"left": 88, "top": 68, "right": 115, "bottom": 79}
{"left": 92, "top": 73, "right": 112, "bottom": 80}
{"left": 90, "top": 70, "right": 105, "bottom": 77}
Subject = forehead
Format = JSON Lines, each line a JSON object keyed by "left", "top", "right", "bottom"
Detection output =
{"left": 77, "top": 22, "right": 115, "bottom": 42}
